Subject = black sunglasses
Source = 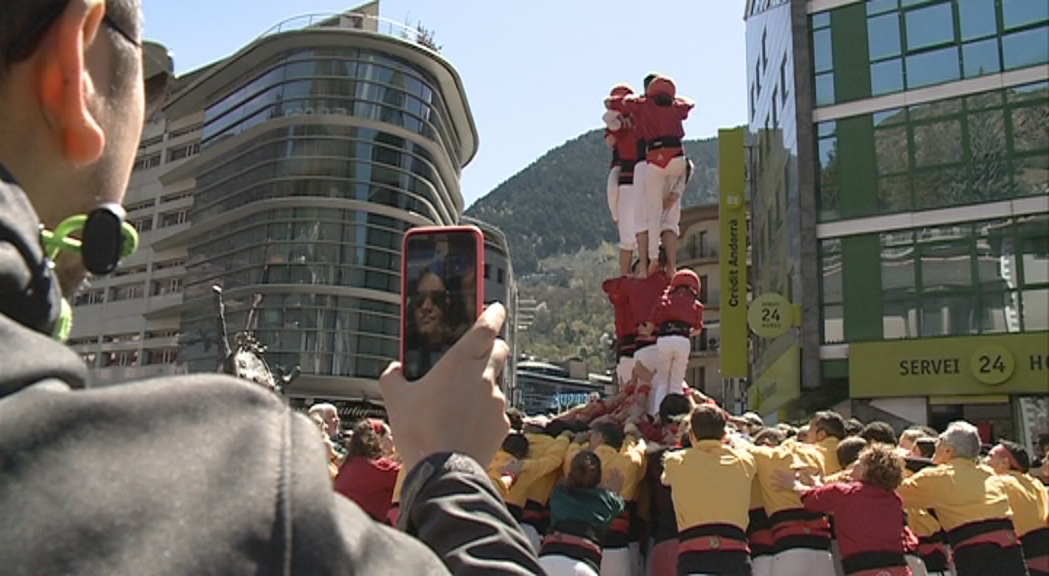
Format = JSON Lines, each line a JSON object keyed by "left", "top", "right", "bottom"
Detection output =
{"left": 7, "top": 0, "right": 169, "bottom": 118}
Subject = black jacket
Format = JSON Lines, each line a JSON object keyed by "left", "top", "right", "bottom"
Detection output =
{"left": 0, "top": 166, "right": 543, "bottom": 575}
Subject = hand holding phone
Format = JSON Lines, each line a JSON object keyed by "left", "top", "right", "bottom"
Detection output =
{"left": 400, "top": 226, "right": 485, "bottom": 381}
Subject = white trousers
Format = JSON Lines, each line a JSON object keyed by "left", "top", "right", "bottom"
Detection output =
{"left": 522, "top": 524, "right": 542, "bottom": 554}
{"left": 540, "top": 554, "right": 599, "bottom": 576}
{"left": 600, "top": 546, "right": 634, "bottom": 576}
{"left": 651, "top": 335, "right": 689, "bottom": 415}
{"left": 752, "top": 555, "right": 773, "bottom": 576}
{"left": 633, "top": 161, "right": 648, "bottom": 236}
{"left": 643, "top": 155, "right": 687, "bottom": 258}
{"left": 906, "top": 554, "right": 929, "bottom": 576}
{"left": 771, "top": 548, "right": 835, "bottom": 576}
{"left": 607, "top": 166, "right": 620, "bottom": 223}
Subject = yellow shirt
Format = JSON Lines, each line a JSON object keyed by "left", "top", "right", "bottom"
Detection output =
{"left": 749, "top": 444, "right": 813, "bottom": 516}
{"left": 662, "top": 440, "right": 756, "bottom": 531}
{"left": 997, "top": 471, "right": 1049, "bottom": 537}
{"left": 524, "top": 433, "right": 562, "bottom": 505}
{"left": 501, "top": 435, "right": 570, "bottom": 507}
{"left": 897, "top": 458, "right": 1012, "bottom": 532}
{"left": 811, "top": 437, "right": 842, "bottom": 476}
{"left": 901, "top": 466, "right": 942, "bottom": 538}
{"left": 567, "top": 437, "right": 647, "bottom": 501}
{"left": 487, "top": 451, "right": 515, "bottom": 500}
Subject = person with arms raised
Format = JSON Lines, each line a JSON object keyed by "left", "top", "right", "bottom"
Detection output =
{"left": 987, "top": 441, "right": 1049, "bottom": 576}
{"left": 0, "top": 2, "right": 540, "bottom": 572}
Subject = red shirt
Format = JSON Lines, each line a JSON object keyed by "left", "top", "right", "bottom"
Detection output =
{"left": 603, "top": 276, "right": 637, "bottom": 341}
{"left": 801, "top": 482, "right": 910, "bottom": 560}
{"left": 651, "top": 288, "right": 703, "bottom": 332}
{"left": 610, "top": 124, "right": 643, "bottom": 165}
{"left": 629, "top": 271, "right": 670, "bottom": 343}
{"left": 607, "top": 95, "right": 693, "bottom": 142}
{"left": 334, "top": 456, "right": 401, "bottom": 522}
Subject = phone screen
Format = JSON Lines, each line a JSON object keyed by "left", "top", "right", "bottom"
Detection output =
{"left": 401, "top": 227, "right": 483, "bottom": 381}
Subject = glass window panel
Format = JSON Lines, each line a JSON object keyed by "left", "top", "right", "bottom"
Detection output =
{"left": 823, "top": 304, "right": 844, "bottom": 343}
{"left": 1022, "top": 288, "right": 1049, "bottom": 331}
{"left": 869, "top": 14, "right": 903, "bottom": 60}
{"left": 920, "top": 239, "right": 974, "bottom": 291}
{"left": 913, "top": 119, "right": 963, "bottom": 167}
{"left": 1010, "top": 103, "right": 1049, "bottom": 153}
{"left": 968, "top": 91, "right": 1005, "bottom": 110}
{"left": 876, "top": 125, "right": 910, "bottom": 174}
{"left": 813, "top": 29, "right": 834, "bottom": 73}
{"left": 980, "top": 290, "right": 1020, "bottom": 334}
{"left": 1002, "top": 26, "right": 1049, "bottom": 70}
{"left": 812, "top": 11, "right": 831, "bottom": 28}
{"left": 821, "top": 240, "right": 842, "bottom": 303}
{"left": 882, "top": 231, "right": 917, "bottom": 293}
{"left": 1007, "top": 81, "right": 1049, "bottom": 104}
{"left": 1002, "top": 0, "right": 1049, "bottom": 30}
{"left": 1011, "top": 152, "right": 1049, "bottom": 196}
{"left": 968, "top": 109, "right": 1008, "bottom": 160}
{"left": 959, "top": 0, "right": 999, "bottom": 40}
{"left": 884, "top": 298, "right": 920, "bottom": 339}
{"left": 873, "top": 107, "right": 906, "bottom": 127}
{"left": 878, "top": 175, "right": 913, "bottom": 213}
{"left": 913, "top": 165, "right": 970, "bottom": 209}
{"left": 815, "top": 73, "right": 835, "bottom": 106}
{"left": 818, "top": 121, "right": 837, "bottom": 138}
{"left": 1021, "top": 230, "right": 1049, "bottom": 286}
{"left": 970, "top": 160, "right": 1014, "bottom": 201}
{"left": 905, "top": 3, "right": 957, "bottom": 50}
{"left": 871, "top": 58, "right": 905, "bottom": 95}
{"left": 906, "top": 46, "right": 961, "bottom": 88}
{"left": 909, "top": 96, "right": 962, "bottom": 119}
{"left": 868, "top": 0, "right": 898, "bottom": 15}
{"left": 962, "top": 39, "right": 1001, "bottom": 77}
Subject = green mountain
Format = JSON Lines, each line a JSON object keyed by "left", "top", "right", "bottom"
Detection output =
{"left": 465, "top": 129, "right": 721, "bottom": 275}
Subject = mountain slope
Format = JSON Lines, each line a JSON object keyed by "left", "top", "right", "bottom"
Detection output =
{"left": 466, "top": 129, "right": 720, "bottom": 275}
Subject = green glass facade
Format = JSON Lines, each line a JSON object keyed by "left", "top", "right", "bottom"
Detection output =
{"left": 820, "top": 214, "right": 1048, "bottom": 344}
{"left": 818, "top": 81, "right": 1049, "bottom": 221}
{"left": 813, "top": 0, "right": 1048, "bottom": 106}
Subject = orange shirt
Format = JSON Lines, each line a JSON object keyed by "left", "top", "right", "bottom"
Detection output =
{"left": 897, "top": 458, "right": 1012, "bottom": 532}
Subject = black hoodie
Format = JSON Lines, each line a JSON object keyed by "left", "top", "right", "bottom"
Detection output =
{"left": 0, "top": 165, "right": 541, "bottom": 575}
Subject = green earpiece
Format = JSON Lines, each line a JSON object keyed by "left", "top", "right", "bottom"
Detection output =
{"left": 40, "top": 213, "right": 139, "bottom": 262}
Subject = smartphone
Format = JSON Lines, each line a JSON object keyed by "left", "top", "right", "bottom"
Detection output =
{"left": 400, "top": 226, "right": 485, "bottom": 381}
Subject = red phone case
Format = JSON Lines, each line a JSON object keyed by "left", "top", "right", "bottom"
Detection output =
{"left": 399, "top": 225, "right": 485, "bottom": 375}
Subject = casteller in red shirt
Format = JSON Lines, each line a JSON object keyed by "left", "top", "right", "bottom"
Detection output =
{"left": 801, "top": 482, "right": 915, "bottom": 574}
{"left": 650, "top": 287, "right": 703, "bottom": 335}
{"left": 603, "top": 276, "right": 637, "bottom": 353}
{"left": 629, "top": 270, "right": 670, "bottom": 346}
{"left": 334, "top": 456, "right": 401, "bottom": 522}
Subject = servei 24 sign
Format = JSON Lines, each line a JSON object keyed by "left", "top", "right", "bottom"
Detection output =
{"left": 849, "top": 332, "right": 1049, "bottom": 398}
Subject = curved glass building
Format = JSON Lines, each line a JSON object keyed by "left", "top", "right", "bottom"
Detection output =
{"left": 151, "top": 5, "right": 482, "bottom": 401}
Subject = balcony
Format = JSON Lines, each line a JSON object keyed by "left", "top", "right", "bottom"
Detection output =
{"left": 256, "top": 11, "right": 442, "bottom": 52}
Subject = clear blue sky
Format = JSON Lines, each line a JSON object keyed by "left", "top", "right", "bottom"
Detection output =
{"left": 143, "top": 1, "right": 748, "bottom": 208}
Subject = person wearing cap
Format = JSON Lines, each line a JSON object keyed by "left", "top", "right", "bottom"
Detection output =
{"left": 896, "top": 421, "right": 1028, "bottom": 576}
{"left": 784, "top": 444, "right": 916, "bottom": 576}
{"left": 647, "top": 269, "right": 704, "bottom": 416}
{"left": 661, "top": 405, "right": 756, "bottom": 575}
{"left": 988, "top": 441, "right": 1049, "bottom": 576}
{"left": 630, "top": 248, "right": 671, "bottom": 402}
{"left": 603, "top": 84, "right": 645, "bottom": 278}
{"left": 606, "top": 75, "right": 694, "bottom": 277}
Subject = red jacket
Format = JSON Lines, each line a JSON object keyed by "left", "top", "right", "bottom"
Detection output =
{"left": 651, "top": 288, "right": 703, "bottom": 333}
{"left": 629, "top": 271, "right": 670, "bottom": 344}
{"left": 603, "top": 276, "right": 636, "bottom": 342}
{"left": 334, "top": 456, "right": 401, "bottom": 522}
{"left": 607, "top": 95, "right": 693, "bottom": 143}
{"left": 801, "top": 482, "right": 913, "bottom": 561}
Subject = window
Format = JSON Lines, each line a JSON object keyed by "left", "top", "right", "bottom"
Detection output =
{"left": 169, "top": 123, "right": 202, "bottom": 139}
{"left": 151, "top": 278, "right": 183, "bottom": 296}
{"left": 103, "top": 350, "right": 139, "bottom": 368}
{"left": 699, "top": 274, "right": 709, "bottom": 302}
{"left": 868, "top": 13, "right": 902, "bottom": 60}
{"left": 125, "top": 199, "right": 154, "bottom": 213}
{"left": 815, "top": 73, "right": 835, "bottom": 106}
{"left": 113, "top": 264, "right": 147, "bottom": 277}
{"left": 132, "top": 153, "right": 161, "bottom": 171}
{"left": 484, "top": 263, "right": 491, "bottom": 280}
{"left": 80, "top": 353, "right": 98, "bottom": 367}
{"left": 905, "top": 3, "right": 956, "bottom": 51}
{"left": 906, "top": 46, "right": 961, "bottom": 88}
{"left": 73, "top": 289, "right": 105, "bottom": 306}
{"left": 779, "top": 54, "right": 789, "bottom": 104}
{"left": 109, "top": 283, "right": 144, "bottom": 302}
{"left": 138, "top": 135, "right": 163, "bottom": 150}
{"left": 103, "top": 332, "right": 141, "bottom": 343}
{"left": 159, "top": 210, "right": 187, "bottom": 228}
{"left": 959, "top": 0, "right": 998, "bottom": 41}
{"left": 1001, "top": 0, "right": 1049, "bottom": 31}
{"left": 67, "top": 337, "right": 97, "bottom": 347}
{"left": 145, "top": 348, "right": 179, "bottom": 365}
{"left": 772, "top": 89, "right": 779, "bottom": 128}
{"left": 145, "top": 329, "right": 180, "bottom": 339}
{"left": 167, "top": 142, "right": 200, "bottom": 162}
{"left": 1002, "top": 26, "right": 1049, "bottom": 70}
{"left": 130, "top": 216, "right": 153, "bottom": 233}
{"left": 154, "top": 258, "right": 185, "bottom": 271}
{"left": 161, "top": 190, "right": 193, "bottom": 203}
{"left": 963, "top": 38, "right": 1002, "bottom": 77}
{"left": 761, "top": 28, "right": 768, "bottom": 72}
{"left": 813, "top": 28, "right": 833, "bottom": 73}
{"left": 497, "top": 268, "right": 505, "bottom": 284}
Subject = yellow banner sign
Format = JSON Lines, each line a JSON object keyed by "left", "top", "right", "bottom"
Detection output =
{"left": 718, "top": 128, "right": 747, "bottom": 377}
{"left": 850, "top": 332, "right": 1049, "bottom": 397}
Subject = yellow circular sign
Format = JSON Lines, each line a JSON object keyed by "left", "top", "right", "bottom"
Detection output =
{"left": 748, "top": 293, "right": 792, "bottom": 338}
{"left": 970, "top": 344, "right": 1015, "bottom": 385}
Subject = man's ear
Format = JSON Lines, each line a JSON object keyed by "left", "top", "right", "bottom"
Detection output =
{"left": 37, "top": 0, "right": 107, "bottom": 166}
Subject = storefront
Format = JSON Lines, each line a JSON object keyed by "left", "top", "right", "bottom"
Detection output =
{"left": 850, "top": 332, "right": 1049, "bottom": 453}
